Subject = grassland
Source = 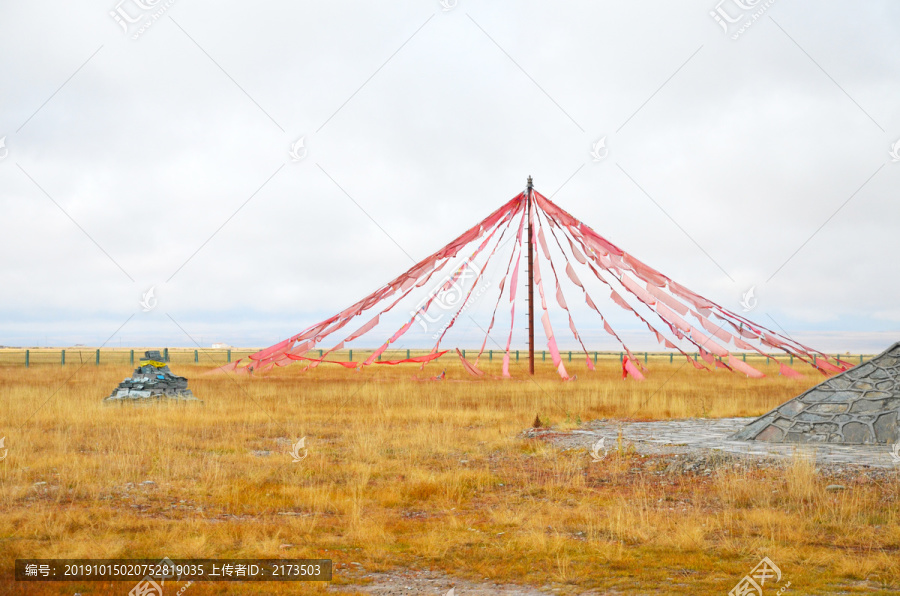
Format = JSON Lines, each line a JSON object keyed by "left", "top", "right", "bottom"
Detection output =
{"left": 0, "top": 354, "right": 898, "bottom": 595}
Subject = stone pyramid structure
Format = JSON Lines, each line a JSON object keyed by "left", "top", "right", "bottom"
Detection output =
{"left": 105, "top": 350, "right": 198, "bottom": 402}
{"left": 730, "top": 343, "right": 900, "bottom": 444}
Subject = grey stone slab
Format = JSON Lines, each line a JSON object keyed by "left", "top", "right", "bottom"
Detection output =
{"left": 778, "top": 401, "right": 806, "bottom": 416}
{"left": 810, "top": 403, "right": 848, "bottom": 414}
{"left": 873, "top": 413, "right": 899, "bottom": 443}
{"left": 849, "top": 399, "right": 886, "bottom": 413}
{"left": 826, "top": 378, "right": 853, "bottom": 390}
{"left": 756, "top": 425, "right": 784, "bottom": 442}
{"left": 795, "top": 412, "right": 834, "bottom": 423}
{"left": 842, "top": 422, "right": 873, "bottom": 443}
{"left": 772, "top": 418, "right": 793, "bottom": 430}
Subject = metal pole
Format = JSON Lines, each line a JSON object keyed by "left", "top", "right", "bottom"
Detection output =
{"left": 526, "top": 176, "right": 535, "bottom": 375}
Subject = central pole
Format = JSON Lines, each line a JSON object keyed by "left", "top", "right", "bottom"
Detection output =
{"left": 526, "top": 176, "right": 535, "bottom": 375}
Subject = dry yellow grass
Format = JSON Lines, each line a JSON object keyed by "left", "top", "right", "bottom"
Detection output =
{"left": 0, "top": 355, "right": 898, "bottom": 595}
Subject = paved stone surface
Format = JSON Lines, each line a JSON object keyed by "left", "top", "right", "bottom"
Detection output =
{"left": 731, "top": 342, "right": 900, "bottom": 444}
{"left": 529, "top": 417, "right": 900, "bottom": 468}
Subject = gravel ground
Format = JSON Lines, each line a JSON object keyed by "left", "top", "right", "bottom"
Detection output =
{"left": 330, "top": 567, "right": 625, "bottom": 596}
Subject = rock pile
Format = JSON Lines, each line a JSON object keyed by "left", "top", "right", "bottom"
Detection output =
{"left": 105, "top": 350, "right": 198, "bottom": 402}
{"left": 730, "top": 342, "right": 900, "bottom": 444}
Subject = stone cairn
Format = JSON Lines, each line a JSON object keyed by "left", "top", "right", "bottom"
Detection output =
{"left": 730, "top": 342, "right": 900, "bottom": 444}
{"left": 105, "top": 350, "right": 198, "bottom": 402}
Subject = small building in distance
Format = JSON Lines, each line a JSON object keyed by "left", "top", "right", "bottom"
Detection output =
{"left": 211, "top": 342, "right": 231, "bottom": 349}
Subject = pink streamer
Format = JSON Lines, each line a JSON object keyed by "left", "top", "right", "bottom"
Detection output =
{"left": 728, "top": 355, "right": 765, "bottom": 378}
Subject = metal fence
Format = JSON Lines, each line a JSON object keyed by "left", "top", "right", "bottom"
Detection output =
{"left": 0, "top": 348, "right": 872, "bottom": 368}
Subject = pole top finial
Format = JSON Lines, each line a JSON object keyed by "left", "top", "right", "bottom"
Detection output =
{"left": 526, "top": 175, "right": 533, "bottom": 189}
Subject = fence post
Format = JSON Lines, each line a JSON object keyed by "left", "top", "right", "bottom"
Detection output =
{"left": 95, "top": 349, "right": 100, "bottom": 366}
{"left": 25, "top": 349, "right": 29, "bottom": 368}
{"left": 790, "top": 354, "right": 793, "bottom": 364}
{"left": 349, "top": 349, "right": 353, "bottom": 362}
{"left": 407, "top": 349, "right": 410, "bottom": 359}
{"left": 319, "top": 349, "right": 323, "bottom": 358}
{"left": 742, "top": 353, "right": 746, "bottom": 362}
{"left": 542, "top": 350, "right": 546, "bottom": 361}
{"left": 568, "top": 350, "right": 572, "bottom": 362}
{"left": 670, "top": 353, "right": 673, "bottom": 363}
{"left": 644, "top": 352, "right": 648, "bottom": 364}
{"left": 516, "top": 350, "right": 519, "bottom": 361}
{"left": 619, "top": 352, "right": 623, "bottom": 363}
{"left": 130, "top": 349, "right": 134, "bottom": 366}
{"left": 61, "top": 349, "right": 65, "bottom": 366}
{"left": 813, "top": 354, "right": 816, "bottom": 365}
{"left": 489, "top": 350, "right": 492, "bottom": 361}
{"left": 859, "top": 354, "right": 863, "bottom": 364}
{"left": 594, "top": 352, "right": 597, "bottom": 364}
{"left": 227, "top": 349, "right": 232, "bottom": 363}
{"left": 164, "top": 347, "right": 169, "bottom": 361}
{"left": 194, "top": 349, "right": 198, "bottom": 363}
{"left": 462, "top": 349, "right": 466, "bottom": 359}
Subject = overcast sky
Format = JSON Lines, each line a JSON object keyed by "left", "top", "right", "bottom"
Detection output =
{"left": 1, "top": 0, "right": 898, "bottom": 353}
